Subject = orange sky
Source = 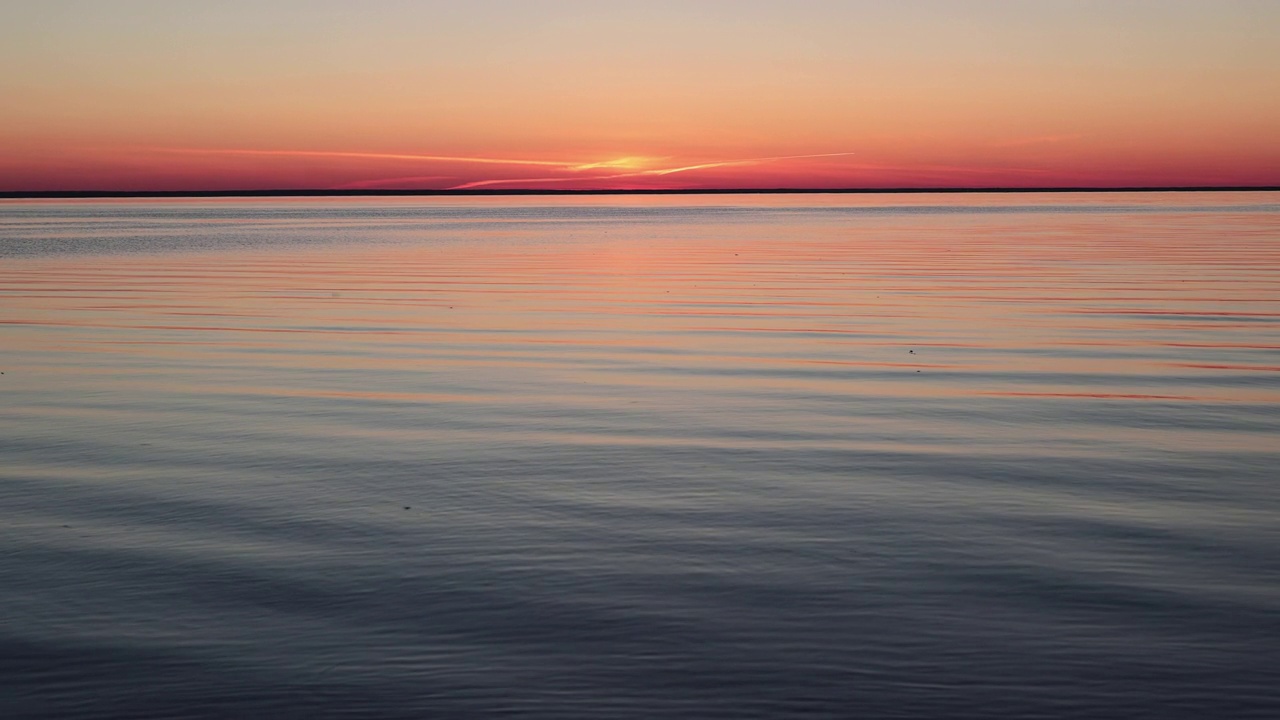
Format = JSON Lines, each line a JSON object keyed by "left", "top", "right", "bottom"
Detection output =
{"left": 2, "top": 1, "right": 1278, "bottom": 191}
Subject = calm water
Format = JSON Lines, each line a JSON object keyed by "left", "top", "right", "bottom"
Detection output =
{"left": 2, "top": 193, "right": 1279, "bottom": 719}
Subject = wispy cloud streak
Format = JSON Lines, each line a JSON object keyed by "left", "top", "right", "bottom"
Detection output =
{"left": 448, "top": 152, "right": 859, "bottom": 189}
{"left": 152, "top": 147, "right": 572, "bottom": 168}
{"left": 332, "top": 175, "right": 454, "bottom": 190}
{"left": 145, "top": 146, "right": 860, "bottom": 190}
{"left": 641, "top": 152, "right": 859, "bottom": 176}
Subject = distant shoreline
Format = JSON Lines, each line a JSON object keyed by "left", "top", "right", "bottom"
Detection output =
{"left": 2, "top": 186, "right": 1278, "bottom": 199}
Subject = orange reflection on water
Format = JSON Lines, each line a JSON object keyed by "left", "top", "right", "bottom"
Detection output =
{"left": 3, "top": 194, "right": 1279, "bottom": 435}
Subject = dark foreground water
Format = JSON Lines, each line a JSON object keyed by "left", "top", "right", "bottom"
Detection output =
{"left": 2, "top": 193, "right": 1279, "bottom": 719}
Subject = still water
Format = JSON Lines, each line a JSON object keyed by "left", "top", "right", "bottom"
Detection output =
{"left": 2, "top": 193, "right": 1279, "bottom": 719}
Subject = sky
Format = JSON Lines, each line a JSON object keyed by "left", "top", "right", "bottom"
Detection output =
{"left": 2, "top": 0, "right": 1278, "bottom": 192}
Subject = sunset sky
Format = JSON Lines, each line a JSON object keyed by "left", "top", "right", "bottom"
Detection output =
{"left": 2, "top": 0, "right": 1278, "bottom": 192}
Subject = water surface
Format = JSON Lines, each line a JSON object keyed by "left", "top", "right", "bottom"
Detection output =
{"left": 2, "top": 193, "right": 1279, "bottom": 718}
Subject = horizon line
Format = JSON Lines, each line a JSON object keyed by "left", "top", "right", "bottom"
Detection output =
{"left": 3, "top": 186, "right": 1279, "bottom": 200}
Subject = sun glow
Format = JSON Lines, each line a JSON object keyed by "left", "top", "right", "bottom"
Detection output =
{"left": 571, "top": 157, "right": 658, "bottom": 172}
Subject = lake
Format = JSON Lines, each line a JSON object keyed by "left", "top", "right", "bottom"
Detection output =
{"left": 2, "top": 193, "right": 1279, "bottom": 719}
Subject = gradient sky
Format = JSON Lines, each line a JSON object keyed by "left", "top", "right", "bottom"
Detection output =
{"left": 2, "top": 0, "right": 1278, "bottom": 191}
